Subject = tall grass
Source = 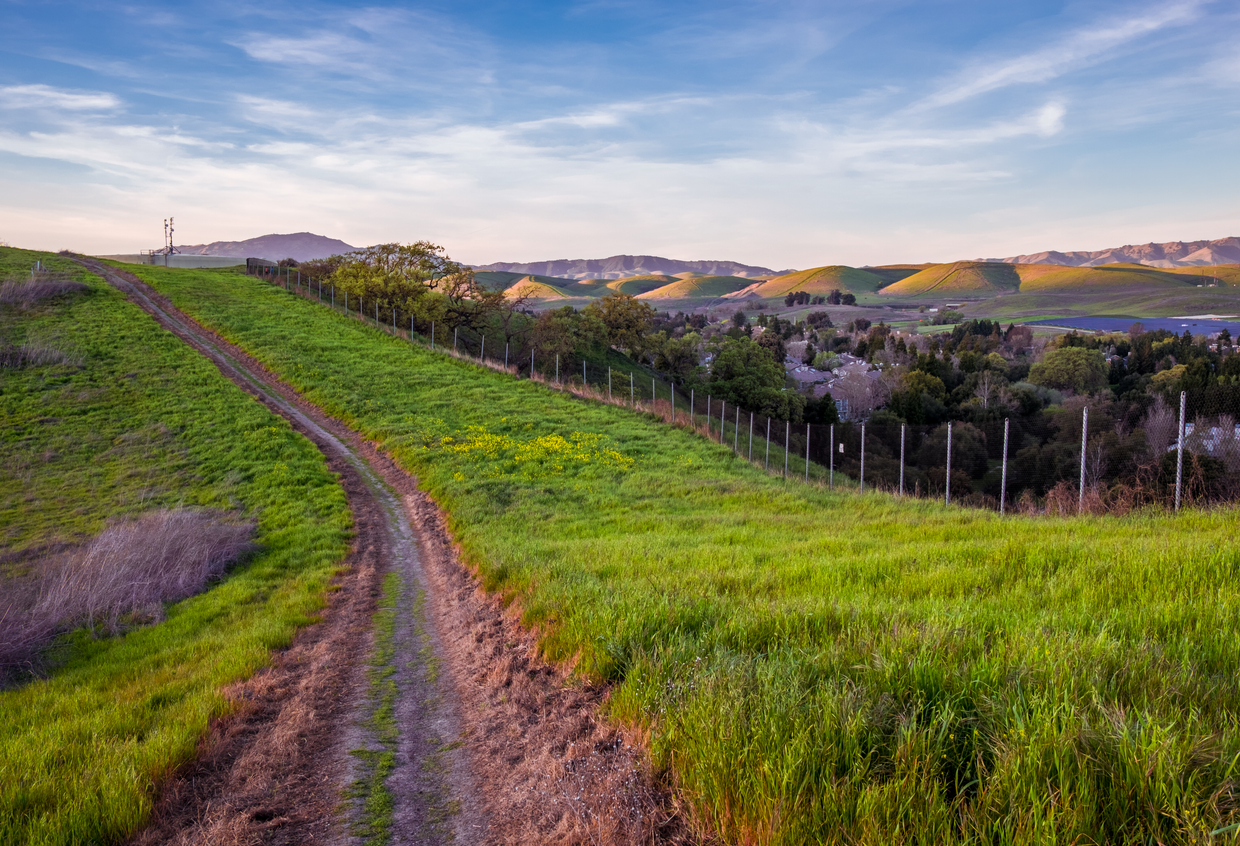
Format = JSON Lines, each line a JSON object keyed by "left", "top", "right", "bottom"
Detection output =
{"left": 0, "top": 249, "right": 351, "bottom": 845}
{"left": 133, "top": 262, "right": 1240, "bottom": 844}
{"left": 0, "top": 509, "right": 255, "bottom": 673}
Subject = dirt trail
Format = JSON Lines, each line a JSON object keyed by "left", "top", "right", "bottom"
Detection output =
{"left": 77, "top": 259, "right": 687, "bottom": 845}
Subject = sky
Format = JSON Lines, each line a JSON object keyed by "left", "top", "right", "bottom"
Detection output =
{"left": 0, "top": 0, "right": 1238, "bottom": 269}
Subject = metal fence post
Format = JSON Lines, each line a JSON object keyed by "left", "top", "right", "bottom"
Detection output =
{"left": 531, "top": 348, "right": 535, "bottom": 377}
{"left": 749, "top": 412, "right": 754, "bottom": 461}
{"left": 672, "top": 385, "right": 676, "bottom": 423}
{"left": 556, "top": 354, "right": 559, "bottom": 384}
{"left": 454, "top": 328, "right": 458, "bottom": 352}
{"left": 331, "top": 285, "right": 334, "bottom": 309}
{"left": 505, "top": 343, "right": 509, "bottom": 369}
{"left": 690, "top": 389, "right": 694, "bottom": 424}
{"left": 899, "top": 424, "right": 905, "bottom": 496}
{"left": 720, "top": 401, "right": 726, "bottom": 444}
{"left": 392, "top": 309, "right": 396, "bottom": 334}
{"left": 481, "top": 335, "right": 486, "bottom": 362}
{"left": 706, "top": 396, "right": 711, "bottom": 436}
{"left": 829, "top": 424, "right": 834, "bottom": 490}
{"left": 431, "top": 321, "right": 435, "bottom": 350}
{"left": 1175, "top": 390, "right": 1186, "bottom": 510}
{"left": 784, "top": 420, "right": 790, "bottom": 478}
{"left": 860, "top": 423, "right": 866, "bottom": 494}
{"left": 630, "top": 372, "right": 634, "bottom": 404}
{"left": 608, "top": 367, "right": 612, "bottom": 400}
{"left": 1000, "top": 417, "right": 1009, "bottom": 515}
{"left": 1079, "top": 405, "right": 1088, "bottom": 510}
{"left": 766, "top": 418, "right": 771, "bottom": 470}
{"left": 735, "top": 408, "right": 740, "bottom": 452}
{"left": 652, "top": 377, "right": 655, "bottom": 404}
{"left": 946, "top": 422, "right": 953, "bottom": 505}
{"left": 805, "top": 423, "right": 810, "bottom": 482}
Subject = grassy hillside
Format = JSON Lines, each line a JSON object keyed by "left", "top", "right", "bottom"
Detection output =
{"left": 751, "top": 265, "right": 888, "bottom": 298}
{"left": 503, "top": 276, "right": 570, "bottom": 299}
{"left": 0, "top": 249, "right": 350, "bottom": 844}
{"left": 879, "top": 261, "right": 1021, "bottom": 298}
{"left": 605, "top": 274, "right": 677, "bottom": 296}
{"left": 865, "top": 264, "right": 929, "bottom": 285}
{"left": 126, "top": 261, "right": 1240, "bottom": 845}
{"left": 637, "top": 274, "right": 754, "bottom": 299}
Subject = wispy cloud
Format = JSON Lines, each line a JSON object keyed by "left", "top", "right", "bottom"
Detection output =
{"left": 917, "top": 1, "right": 1203, "bottom": 109}
{"left": 0, "top": 84, "right": 121, "bottom": 111}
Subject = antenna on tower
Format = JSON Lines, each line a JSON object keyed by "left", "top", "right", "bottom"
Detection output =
{"left": 168, "top": 217, "right": 179, "bottom": 254}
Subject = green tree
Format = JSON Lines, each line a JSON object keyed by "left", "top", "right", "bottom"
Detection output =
{"left": 1028, "top": 347, "right": 1108, "bottom": 394}
{"left": 652, "top": 331, "right": 703, "bottom": 383}
{"left": 530, "top": 306, "right": 607, "bottom": 373}
{"left": 582, "top": 293, "right": 655, "bottom": 353}
{"left": 703, "top": 336, "right": 804, "bottom": 421}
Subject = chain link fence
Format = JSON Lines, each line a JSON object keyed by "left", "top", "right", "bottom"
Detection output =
{"left": 252, "top": 265, "right": 1240, "bottom": 514}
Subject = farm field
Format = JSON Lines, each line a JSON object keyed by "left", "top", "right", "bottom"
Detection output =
{"left": 127, "top": 261, "right": 1240, "bottom": 844}
{"left": 0, "top": 249, "right": 352, "bottom": 845}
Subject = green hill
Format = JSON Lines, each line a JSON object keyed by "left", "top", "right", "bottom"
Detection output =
{"left": 752, "top": 265, "right": 887, "bottom": 298}
{"left": 637, "top": 275, "right": 755, "bottom": 299}
{"left": 866, "top": 265, "right": 930, "bottom": 286}
{"left": 606, "top": 274, "right": 678, "bottom": 296}
{"left": 879, "top": 261, "right": 1022, "bottom": 298}
{"left": 503, "top": 276, "right": 570, "bottom": 299}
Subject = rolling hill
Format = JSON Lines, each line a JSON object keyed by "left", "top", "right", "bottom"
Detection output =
{"left": 878, "top": 261, "right": 1022, "bottom": 298}
{"left": 605, "top": 275, "right": 678, "bottom": 295}
{"left": 637, "top": 275, "right": 756, "bottom": 299}
{"left": 750, "top": 265, "right": 889, "bottom": 298}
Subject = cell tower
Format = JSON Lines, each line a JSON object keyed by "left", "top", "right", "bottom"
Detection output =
{"left": 164, "top": 217, "right": 179, "bottom": 255}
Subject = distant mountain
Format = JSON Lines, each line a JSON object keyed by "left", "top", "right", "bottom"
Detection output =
{"left": 177, "top": 232, "right": 357, "bottom": 262}
{"left": 980, "top": 236, "right": 1240, "bottom": 268}
{"left": 471, "top": 254, "right": 786, "bottom": 280}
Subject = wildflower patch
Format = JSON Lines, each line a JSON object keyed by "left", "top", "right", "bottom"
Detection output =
{"left": 435, "top": 425, "right": 634, "bottom": 479}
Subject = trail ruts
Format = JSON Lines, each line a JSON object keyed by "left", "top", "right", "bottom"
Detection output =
{"left": 77, "top": 258, "right": 688, "bottom": 846}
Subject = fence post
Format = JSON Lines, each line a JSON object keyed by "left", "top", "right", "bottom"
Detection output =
{"left": 766, "top": 418, "right": 771, "bottom": 470}
{"left": 784, "top": 420, "right": 790, "bottom": 478}
{"left": 331, "top": 285, "right": 334, "bottom": 308}
{"left": 631, "top": 373, "right": 634, "bottom": 404}
{"left": 652, "top": 377, "right": 655, "bottom": 404}
{"left": 1079, "top": 405, "right": 1088, "bottom": 511}
{"left": 583, "top": 360, "right": 586, "bottom": 385}
{"left": 531, "top": 348, "right": 535, "bottom": 378}
{"left": 411, "top": 316, "right": 414, "bottom": 345}
{"left": 805, "top": 423, "right": 810, "bottom": 482}
{"left": 860, "top": 423, "right": 866, "bottom": 494}
{"left": 829, "top": 424, "right": 834, "bottom": 490}
{"left": 749, "top": 412, "right": 754, "bottom": 461}
{"left": 690, "top": 389, "right": 694, "bottom": 426}
{"left": 608, "top": 367, "right": 612, "bottom": 400}
{"left": 556, "top": 354, "right": 560, "bottom": 385}
{"left": 672, "top": 385, "right": 676, "bottom": 423}
{"left": 736, "top": 408, "right": 740, "bottom": 452}
{"left": 344, "top": 291, "right": 347, "bottom": 314}
{"left": 899, "top": 424, "right": 905, "bottom": 496}
{"left": 1175, "top": 390, "right": 1186, "bottom": 510}
{"left": 946, "top": 422, "right": 953, "bottom": 505}
{"left": 720, "top": 401, "right": 726, "bottom": 444}
{"left": 481, "top": 335, "right": 486, "bottom": 363}
{"left": 454, "top": 328, "right": 458, "bottom": 352}
{"left": 375, "top": 301, "right": 378, "bottom": 327}
{"left": 392, "top": 309, "right": 396, "bottom": 334}
{"left": 505, "top": 343, "right": 509, "bottom": 370}
{"left": 1000, "top": 417, "right": 1009, "bottom": 515}
{"left": 431, "top": 321, "right": 435, "bottom": 350}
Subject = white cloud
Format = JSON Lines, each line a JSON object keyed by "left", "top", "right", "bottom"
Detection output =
{"left": 0, "top": 84, "right": 121, "bottom": 111}
{"left": 918, "top": 1, "right": 1203, "bottom": 109}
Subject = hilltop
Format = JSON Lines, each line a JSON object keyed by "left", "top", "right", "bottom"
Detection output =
{"left": 178, "top": 232, "right": 357, "bottom": 262}
{"left": 470, "top": 254, "right": 785, "bottom": 280}
{"left": 980, "top": 235, "right": 1240, "bottom": 268}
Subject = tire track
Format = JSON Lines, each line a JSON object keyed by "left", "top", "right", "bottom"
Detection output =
{"left": 81, "top": 258, "right": 690, "bottom": 845}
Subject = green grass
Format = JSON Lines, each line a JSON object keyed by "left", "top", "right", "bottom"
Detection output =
{"left": 879, "top": 261, "right": 1022, "bottom": 298}
{"left": 754, "top": 265, "right": 889, "bottom": 298}
{"left": 0, "top": 249, "right": 352, "bottom": 844}
{"left": 130, "top": 262, "right": 1240, "bottom": 844}
{"left": 638, "top": 274, "right": 755, "bottom": 299}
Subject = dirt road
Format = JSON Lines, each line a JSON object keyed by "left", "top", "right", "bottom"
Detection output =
{"left": 76, "top": 259, "right": 685, "bottom": 845}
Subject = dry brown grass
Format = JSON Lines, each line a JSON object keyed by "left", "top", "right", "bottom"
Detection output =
{"left": 0, "top": 509, "right": 255, "bottom": 675}
{"left": 0, "top": 272, "right": 88, "bottom": 306}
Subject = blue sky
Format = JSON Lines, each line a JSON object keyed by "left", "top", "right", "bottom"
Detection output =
{"left": 1, "top": 0, "right": 1238, "bottom": 267}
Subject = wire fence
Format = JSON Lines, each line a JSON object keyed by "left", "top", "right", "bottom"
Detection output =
{"left": 249, "top": 264, "right": 1240, "bottom": 515}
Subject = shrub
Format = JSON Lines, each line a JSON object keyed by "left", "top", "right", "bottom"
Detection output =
{"left": 0, "top": 274, "right": 88, "bottom": 305}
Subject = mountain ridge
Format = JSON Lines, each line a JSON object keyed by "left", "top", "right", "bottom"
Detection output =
{"left": 979, "top": 236, "right": 1240, "bottom": 268}
{"left": 469, "top": 254, "right": 787, "bottom": 280}
{"left": 177, "top": 232, "right": 357, "bottom": 262}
